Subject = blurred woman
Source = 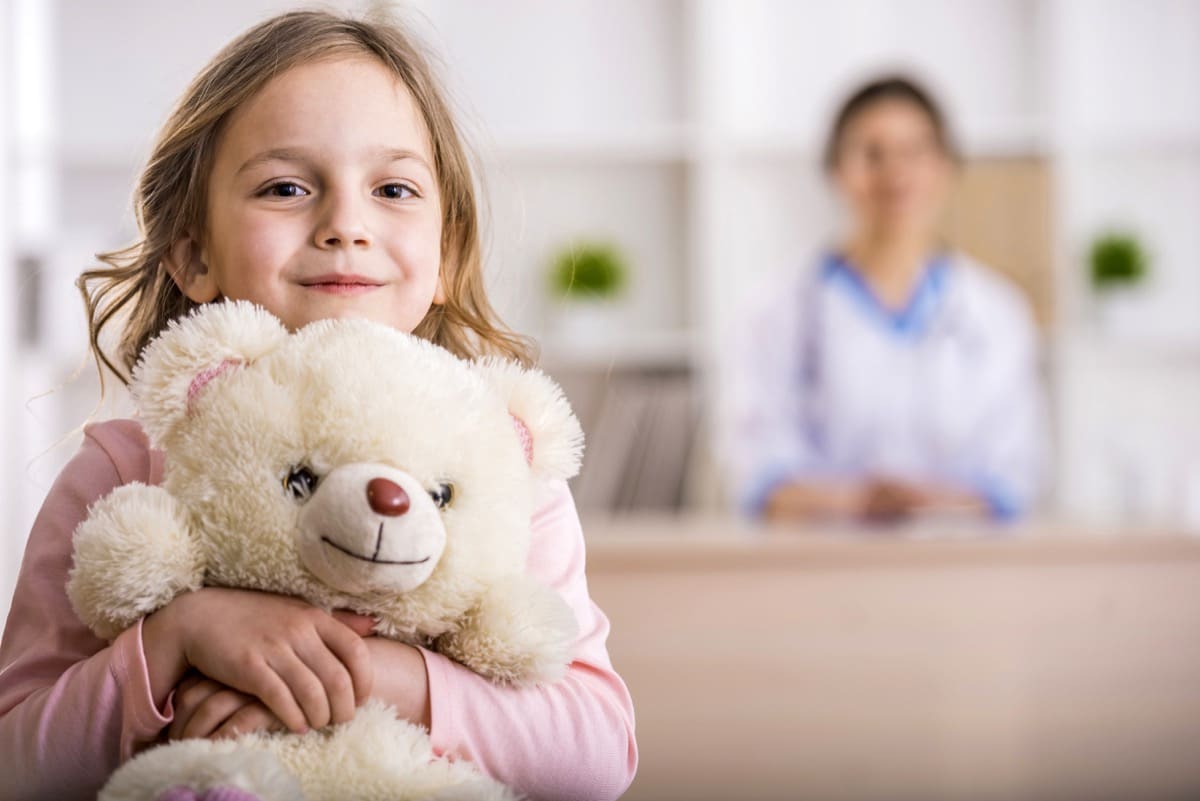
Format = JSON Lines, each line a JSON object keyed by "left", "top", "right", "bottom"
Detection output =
{"left": 726, "top": 76, "right": 1046, "bottom": 524}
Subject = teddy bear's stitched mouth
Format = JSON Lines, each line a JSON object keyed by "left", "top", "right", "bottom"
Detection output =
{"left": 320, "top": 536, "right": 431, "bottom": 566}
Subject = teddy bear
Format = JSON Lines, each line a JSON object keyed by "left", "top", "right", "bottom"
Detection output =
{"left": 66, "top": 300, "right": 585, "bottom": 801}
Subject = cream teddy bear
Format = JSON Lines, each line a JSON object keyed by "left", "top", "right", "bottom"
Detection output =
{"left": 67, "top": 301, "right": 584, "bottom": 801}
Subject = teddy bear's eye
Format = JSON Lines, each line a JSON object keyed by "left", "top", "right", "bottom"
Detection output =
{"left": 283, "top": 466, "right": 320, "bottom": 501}
{"left": 429, "top": 482, "right": 454, "bottom": 510}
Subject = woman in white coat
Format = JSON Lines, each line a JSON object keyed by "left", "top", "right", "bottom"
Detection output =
{"left": 726, "top": 76, "right": 1046, "bottom": 524}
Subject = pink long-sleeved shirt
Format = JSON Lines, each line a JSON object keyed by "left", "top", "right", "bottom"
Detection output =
{"left": 0, "top": 419, "right": 637, "bottom": 800}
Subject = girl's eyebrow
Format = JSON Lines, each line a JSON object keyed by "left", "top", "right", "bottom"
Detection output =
{"left": 236, "top": 148, "right": 310, "bottom": 175}
{"left": 235, "top": 147, "right": 433, "bottom": 176}
{"left": 372, "top": 147, "right": 434, "bottom": 174}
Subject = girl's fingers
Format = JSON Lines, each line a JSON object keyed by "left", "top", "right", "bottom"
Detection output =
{"left": 319, "top": 616, "right": 375, "bottom": 705}
{"left": 266, "top": 650, "right": 331, "bottom": 730}
{"left": 168, "top": 676, "right": 226, "bottom": 741}
{"left": 331, "top": 609, "right": 376, "bottom": 637}
{"left": 211, "top": 701, "right": 282, "bottom": 740}
{"left": 294, "top": 637, "right": 357, "bottom": 726}
{"left": 179, "top": 688, "right": 252, "bottom": 740}
{"left": 175, "top": 671, "right": 208, "bottom": 696}
{"left": 245, "top": 661, "right": 310, "bottom": 734}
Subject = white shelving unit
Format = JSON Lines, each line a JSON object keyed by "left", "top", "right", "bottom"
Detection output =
{"left": 420, "top": 0, "right": 1200, "bottom": 523}
{"left": 4, "top": 0, "right": 1200, "bottom": 566}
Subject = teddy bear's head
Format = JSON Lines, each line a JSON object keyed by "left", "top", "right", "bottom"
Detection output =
{"left": 131, "top": 300, "right": 582, "bottom": 639}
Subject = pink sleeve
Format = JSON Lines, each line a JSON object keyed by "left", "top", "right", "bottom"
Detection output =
{"left": 421, "top": 480, "right": 638, "bottom": 801}
{"left": 0, "top": 421, "right": 173, "bottom": 798}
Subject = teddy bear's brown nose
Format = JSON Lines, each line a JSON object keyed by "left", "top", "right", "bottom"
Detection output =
{"left": 367, "top": 478, "right": 410, "bottom": 516}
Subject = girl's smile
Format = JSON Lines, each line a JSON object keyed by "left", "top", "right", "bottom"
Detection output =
{"left": 299, "top": 273, "right": 387, "bottom": 295}
{"left": 168, "top": 56, "right": 446, "bottom": 334}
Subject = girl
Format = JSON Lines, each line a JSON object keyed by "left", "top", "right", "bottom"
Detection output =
{"left": 0, "top": 10, "right": 637, "bottom": 800}
{"left": 725, "top": 76, "right": 1046, "bottom": 524}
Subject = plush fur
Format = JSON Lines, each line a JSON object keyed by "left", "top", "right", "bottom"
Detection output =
{"left": 67, "top": 301, "right": 584, "bottom": 801}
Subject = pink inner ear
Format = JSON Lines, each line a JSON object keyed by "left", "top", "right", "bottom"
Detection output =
{"left": 187, "top": 359, "right": 241, "bottom": 414}
{"left": 510, "top": 414, "right": 534, "bottom": 466}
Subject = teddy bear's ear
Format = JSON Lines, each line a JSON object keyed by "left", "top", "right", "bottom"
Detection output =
{"left": 131, "top": 300, "right": 289, "bottom": 444}
{"left": 475, "top": 358, "right": 584, "bottom": 481}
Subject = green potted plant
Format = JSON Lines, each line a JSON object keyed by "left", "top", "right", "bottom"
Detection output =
{"left": 548, "top": 241, "right": 628, "bottom": 301}
{"left": 545, "top": 240, "right": 629, "bottom": 343}
{"left": 1090, "top": 232, "right": 1148, "bottom": 291}
{"left": 1088, "top": 231, "right": 1151, "bottom": 336}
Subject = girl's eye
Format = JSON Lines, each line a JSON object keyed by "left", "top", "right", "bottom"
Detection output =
{"left": 429, "top": 482, "right": 454, "bottom": 510}
{"left": 264, "top": 182, "right": 308, "bottom": 198}
{"left": 376, "top": 183, "right": 416, "bottom": 200}
{"left": 284, "top": 466, "right": 320, "bottom": 501}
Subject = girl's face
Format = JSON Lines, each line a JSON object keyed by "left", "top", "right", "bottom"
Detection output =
{"left": 173, "top": 56, "right": 444, "bottom": 333}
{"left": 831, "top": 99, "right": 952, "bottom": 238}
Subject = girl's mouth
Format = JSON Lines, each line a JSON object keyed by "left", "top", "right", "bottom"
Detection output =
{"left": 300, "top": 274, "right": 384, "bottom": 295}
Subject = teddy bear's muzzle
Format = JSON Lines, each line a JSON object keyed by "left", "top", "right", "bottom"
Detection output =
{"left": 294, "top": 463, "right": 447, "bottom": 595}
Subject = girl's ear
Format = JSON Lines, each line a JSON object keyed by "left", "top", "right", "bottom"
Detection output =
{"left": 474, "top": 358, "right": 584, "bottom": 481}
{"left": 164, "top": 235, "right": 220, "bottom": 303}
{"left": 132, "top": 300, "right": 290, "bottom": 446}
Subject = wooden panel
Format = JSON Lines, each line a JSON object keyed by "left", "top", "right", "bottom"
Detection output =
{"left": 585, "top": 521, "right": 1200, "bottom": 800}
{"left": 941, "top": 158, "right": 1055, "bottom": 329}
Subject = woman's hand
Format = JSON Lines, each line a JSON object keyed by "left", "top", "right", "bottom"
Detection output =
{"left": 143, "top": 588, "right": 374, "bottom": 734}
{"left": 858, "top": 477, "right": 986, "bottom": 523}
{"left": 859, "top": 478, "right": 929, "bottom": 523}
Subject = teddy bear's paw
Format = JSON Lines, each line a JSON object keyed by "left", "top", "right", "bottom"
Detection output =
{"left": 439, "top": 575, "right": 579, "bottom": 686}
{"left": 68, "top": 482, "right": 203, "bottom": 640}
{"left": 100, "top": 740, "right": 303, "bottom": 801}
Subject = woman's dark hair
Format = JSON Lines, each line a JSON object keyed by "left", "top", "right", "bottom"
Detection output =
{"left": 822, "top": 75, "right": 959, "bottom": 171}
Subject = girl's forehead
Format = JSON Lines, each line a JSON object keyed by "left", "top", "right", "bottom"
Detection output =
{"left": 215, "top": 55, "right": 433, "bottom": 169}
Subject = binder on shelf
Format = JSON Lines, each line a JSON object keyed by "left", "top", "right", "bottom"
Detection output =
{"left": 572, "top": 368, "right": 695, "bottom": 514}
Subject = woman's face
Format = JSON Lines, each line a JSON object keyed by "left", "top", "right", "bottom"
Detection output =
{"left": 831, "top": 99, "right": 953, "bottom": 238}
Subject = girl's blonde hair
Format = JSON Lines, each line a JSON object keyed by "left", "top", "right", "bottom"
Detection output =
{"left": 80, "top": 9, "right": 532, "bottom": 385}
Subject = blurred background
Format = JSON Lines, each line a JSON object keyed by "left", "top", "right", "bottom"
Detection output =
{"left": 2, "top": 1, "right": 1199, "bottom": 798}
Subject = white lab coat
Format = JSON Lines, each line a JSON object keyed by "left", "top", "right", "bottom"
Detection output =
{"left": 721, "top": 251, "right": 1046, "bottom": 518}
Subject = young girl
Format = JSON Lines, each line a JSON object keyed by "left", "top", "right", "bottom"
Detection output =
{"left": 0, "top": 10, "right": 636, "bottom": 800}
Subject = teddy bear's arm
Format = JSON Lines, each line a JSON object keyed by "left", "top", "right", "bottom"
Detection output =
{"left": 67, "top": 482, "right": 205, "bottom": 641}
{"left": 436, "top": 574, "right": 579, "bottom": 687}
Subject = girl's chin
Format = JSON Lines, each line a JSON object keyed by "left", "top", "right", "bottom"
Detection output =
{"left": 283, "top": 302, "right": 427, "bottom": 334}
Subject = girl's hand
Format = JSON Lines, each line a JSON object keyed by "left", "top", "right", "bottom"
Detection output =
{"left": 168, "top": 671, "right": 284, "bottom": 741}
{"left": 144, "top": 587, "right": 373, "bottom": 734}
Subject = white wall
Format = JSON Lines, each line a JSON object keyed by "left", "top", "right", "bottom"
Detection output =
{"left": 1, "top": 0, "right": 17, "bottom": 614}
{"left": 3, "top": 0, "right": 1200, "bottom": 621}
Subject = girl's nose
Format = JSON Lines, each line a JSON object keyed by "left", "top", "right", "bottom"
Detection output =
{"left": 314, "top": 191, "right": 371, "bottom": 249}
{"left": 367, "top": 478, "right": 410, "bottom": 516}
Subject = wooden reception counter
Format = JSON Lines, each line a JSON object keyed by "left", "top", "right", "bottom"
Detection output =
{"left": 581, "top": 516, "right": 1200, "bottom": 801}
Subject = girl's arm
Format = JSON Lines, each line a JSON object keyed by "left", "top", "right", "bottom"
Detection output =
{"left": 0, "top": 422, "right": 173, "bottom": 799}
{"left": 415, "top": 479, "right": 637, "bottom": 801}
{"left": 205, "top": 481, "right": 637, "bottom": 799}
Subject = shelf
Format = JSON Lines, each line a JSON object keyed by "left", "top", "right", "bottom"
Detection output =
{"left": 1056, "top": 332, "right": 1200, "bottom": 369}
{"left": 1055, "top": 126, "right": 1200, "bottom": 158}
{"left": 485, "top": 126, "right": 693, "bottom": 164}
{"left": 720, "top": 116, "right": 1050, "bottom": 162}
{"left": 537, "top": 328, "right": 694, "bottom": 371}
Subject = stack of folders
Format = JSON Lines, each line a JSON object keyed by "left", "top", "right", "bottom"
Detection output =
{"left": 572, "top": 367, "right": 696, "bottom": 514}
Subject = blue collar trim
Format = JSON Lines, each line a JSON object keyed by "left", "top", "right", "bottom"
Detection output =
{"left": 821, "top": 251, "right": 950, "bottom": 338}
